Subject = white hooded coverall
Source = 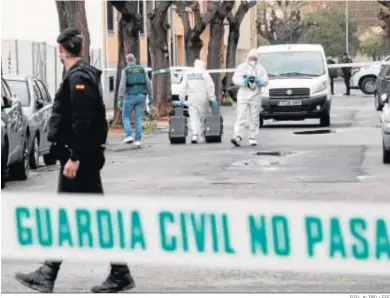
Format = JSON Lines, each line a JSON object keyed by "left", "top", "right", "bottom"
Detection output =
{"left": 232, "top": 50, "right": 269, "bottom": 140}
{"left": 179, "top": 59, "right": 216, "bottom": 139}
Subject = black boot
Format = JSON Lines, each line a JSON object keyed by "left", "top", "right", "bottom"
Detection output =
{"left": 15, "top": 261, "right": 61, "bottom": 293}
{"left": 91, "top": 264, "right": 135, "bottom": 293}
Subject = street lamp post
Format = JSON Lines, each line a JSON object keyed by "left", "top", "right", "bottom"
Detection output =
{"left": 345, "top": 0, "right": 349, "bottom": 54}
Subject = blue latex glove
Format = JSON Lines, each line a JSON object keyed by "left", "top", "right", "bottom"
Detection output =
{"left": 210, "top": 99, "right": 218, "bottom": 107}
{"left": 117, "top": 99, "right": 123, "bottom": 109}
{"left": 175, "top": 100, "right": 185, "bottom": 107}
{"left": 243, "top": 76, "right": 249, "bottom": 85}
{"left": 255, "top": 77, "right": 261, "bottom": 85}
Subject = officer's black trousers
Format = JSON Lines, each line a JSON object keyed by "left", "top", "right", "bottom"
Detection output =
{"left": 330, "top": 78, "right": 334, "bottom": 95}
{"left": 45, "top": 161, "right": 130, "bottom": 275}
{"left": 344, "top": 74, "right": 351, "bottom": 95}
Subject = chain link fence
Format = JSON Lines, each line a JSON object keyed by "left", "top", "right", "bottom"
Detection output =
{"left": 1, "top": 39, "right": 102, "bottom": 98}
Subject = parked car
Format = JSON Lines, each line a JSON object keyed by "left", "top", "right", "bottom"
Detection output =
{"left": 374, "top": 65, "right": 390, "bottom": 111}
{"left": 4, "top": 75, "right": 56, "bottom": 169}
{"left": 1, "top": 77, "right": 30, "bottom": 189}
{"left": 350, "top": 55, "right": 390, "bottom": 95}
{"left": 380, "top": 89, "right": 390, "bottom": 164}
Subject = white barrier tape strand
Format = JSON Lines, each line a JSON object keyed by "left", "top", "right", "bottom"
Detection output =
{"left": 102, "top": 61, "right": 390, "bottom": 76}
{"left": 2, "top": 192, "right": 390, "bottom": 276}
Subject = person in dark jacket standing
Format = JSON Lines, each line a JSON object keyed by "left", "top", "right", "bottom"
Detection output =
{"left": 327, "top": 56, "right": 337, "bottom": 95}
{"left": 341, "top": 52, "right": 353, "bottom": 96}
{"left": 14, "top": 28, "right": 135, "bottom": 293}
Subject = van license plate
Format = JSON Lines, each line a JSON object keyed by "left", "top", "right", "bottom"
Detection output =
{"left": 278, "top": 100, "right": 302, "bottom": 106}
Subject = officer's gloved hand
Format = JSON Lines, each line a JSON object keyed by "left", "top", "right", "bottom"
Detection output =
{"left": 255, "top": 77, "right": 261, "bottom": 86}
{"left": 210, "top": 99, "right": 218, "bottom": 107}
{"left": 175, "top": 100, "right": 185, "bottom": 107}
{"left": 117, "top": 99, "right": 123, "bottom": 109}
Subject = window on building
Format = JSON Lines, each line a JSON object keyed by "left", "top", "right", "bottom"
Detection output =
{"left": 107, "top": 2, "right": 114, "bottom": 32}
{"left": 109, "top": 77, "right": 114, "bottom": 92}
{"left": 137, "top": 0, "right": 145, "bottom": 34}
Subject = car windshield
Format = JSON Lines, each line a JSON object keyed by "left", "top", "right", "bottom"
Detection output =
{"left": 171, "top": 70, "right": 185, "bottom": 84}
{"left": 258, "top": 51, "right": 326, "bottom": 77}
{"left": 6, "top": 80, "right": 30, "bottom": 106}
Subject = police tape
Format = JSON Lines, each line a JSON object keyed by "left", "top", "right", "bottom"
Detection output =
{"left": 102, "top": 61, "right": 390, "bottom": 76}
{"left": 2, "top": 192, "right": 389, "bottom": 276}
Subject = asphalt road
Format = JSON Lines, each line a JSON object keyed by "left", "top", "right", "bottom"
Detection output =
{"left": 2, "top": 83, "right": 390, "bottom": 293}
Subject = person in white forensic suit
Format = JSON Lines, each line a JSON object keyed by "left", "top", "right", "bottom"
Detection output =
{"left": 178, "top": 59, "right": 218, "bottom": 144}
{"left": 231, "top": 49, "right": 269, "bottom": 147}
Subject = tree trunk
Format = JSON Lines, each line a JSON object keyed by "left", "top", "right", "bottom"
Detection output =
{"left": 207, "top": 22, "right": 225, "bottom": 102}
{"left": 225, "top": 1, "right": 256, "bottom": 89}
{"left": 55, "top": 1, "right": 90, "bottom": 61}
{"left": 207, "top": 1, "right": 235, "bottom": 102}
{"left": 148, "top": 1, "right": 172, "bottom": 118}
{"left": 109, "top": 1, "right": 142, "bottom": 127}
{"left": 176, "top": 1, "right": 220, "bottom": 66}
{"left": 225, "top": 23, "right": 239, "bottom": 88}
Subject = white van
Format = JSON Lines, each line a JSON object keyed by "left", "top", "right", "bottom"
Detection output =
{"left": 256, "top": 44, "right": 332, "bottom": 127}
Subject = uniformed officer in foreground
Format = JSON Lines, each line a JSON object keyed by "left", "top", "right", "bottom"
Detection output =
{"left": 14, "top": 27, "right": 135, "bottom": 293}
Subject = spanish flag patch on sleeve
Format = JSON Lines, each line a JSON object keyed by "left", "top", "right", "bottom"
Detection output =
{"left": 75, "top": 84, "right": 85, "bottom": 90}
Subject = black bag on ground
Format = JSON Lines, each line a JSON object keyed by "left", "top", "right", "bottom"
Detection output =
{"left": 169, "top": 105, "right": 188, "bottom": 144}
{"left": 204, "top": 105, "right": 223, "bottom": 143}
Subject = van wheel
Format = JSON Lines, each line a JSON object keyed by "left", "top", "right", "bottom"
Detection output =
{"left": 320, "top": 111, "right": 330, "bottom": 127}
{"left": 43, "top": 153, "right": 57, "bottom": 166}
{"left": 10, "top": 137, "right": 29, "bottom": 181}
{"left": 29, "top": 134, "right": 40, "bottom": 169}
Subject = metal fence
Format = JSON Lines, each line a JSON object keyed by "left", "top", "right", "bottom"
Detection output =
{"left": 1, "top": 39, "right": 102, "bottom": 98}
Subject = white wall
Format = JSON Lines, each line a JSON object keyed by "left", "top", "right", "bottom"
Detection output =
{"left": 1, "top": 0, "right": 103, "bottom": 49}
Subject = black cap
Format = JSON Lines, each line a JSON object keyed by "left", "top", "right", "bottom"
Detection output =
{"left": 57, "top": 27, "right": 83, "bottom": 56}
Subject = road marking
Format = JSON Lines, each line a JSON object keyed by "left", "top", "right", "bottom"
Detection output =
{"left": 2, "top": 192, "right": 389, "bottom": 276}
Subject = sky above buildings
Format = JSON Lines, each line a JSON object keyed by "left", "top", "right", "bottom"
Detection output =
{"left": 1, "top": 0, "right": 103, "bottom": 49}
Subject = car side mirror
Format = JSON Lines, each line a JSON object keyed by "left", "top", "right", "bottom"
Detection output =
{"left": 1, "top": 96, "right": 12, "bottom": 109}
{"left": 36, "top": 98, "right": 45, "bottom": 109}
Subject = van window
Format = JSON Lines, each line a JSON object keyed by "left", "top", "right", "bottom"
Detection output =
{"left": 258, "top": 51, "right": 325, "bottom": 77}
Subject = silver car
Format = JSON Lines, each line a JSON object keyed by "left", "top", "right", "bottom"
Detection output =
{"left": 1, "top": 77, "right": 30, "bottom": 188}
{"left": 4, "top": 75, "right": 56, "bottom": 169}
{"left": 381, "top": 91, "right": 390, "bottom": 164}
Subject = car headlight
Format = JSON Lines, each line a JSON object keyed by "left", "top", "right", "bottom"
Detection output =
{"left": 313, "top": 81, "right": 328, "bottom": 94}
{"left": 381, "top": 93, "right": 389, "bottom": 104}
{"left": 261, "top": 88, "right": 269, "bottom": 96}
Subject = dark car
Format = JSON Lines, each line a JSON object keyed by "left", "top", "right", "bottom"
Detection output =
{"left": 4, "top": 75, "right": 56, "bottom": 169}
{"left": 374, "top": 65, "right": 390, "bottom": 111}
{"left": 1, "top": 77, "right": 30, "bottom": 189}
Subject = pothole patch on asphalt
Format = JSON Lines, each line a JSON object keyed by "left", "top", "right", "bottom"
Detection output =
{"left": 253, "top": 151, "right": 294, "bottom": 157}
{"left": 293, "top": 129, "right": 335, "bottom": 135}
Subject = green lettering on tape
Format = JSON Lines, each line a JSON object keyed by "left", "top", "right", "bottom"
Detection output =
{"left": 75, "top": 209, "right": 93, "bottom": 248}
{"left": 15, "top": 207, "right": 33, "bottom": 246}
{"left": 58, "top": 208, "right": 73, "bottom": 247}
{"left": 329, "top": 217, "right": 346, "bottom": 259}
{"left": 376, "top": 219, "right": 390, "bottom": 260}
{"left": 97, "top": 210, "right": 114, "bottom": 249}
{"left": 130, "top": 211, "right": 146, "bottom": 250}
{"left": 350, "top": 218, "right": 368, "bottom": 260}
{"left": 305, "top": 216, "right": 323, "bottom": 257}
{"left": 271, "top": 216, "right": 290, "bottom": 256}
{"left": 159, "top": 211, "right": 176, "bottom": 252}
{"left": 248, "top": 215, "right": 268, "bottom": 255}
